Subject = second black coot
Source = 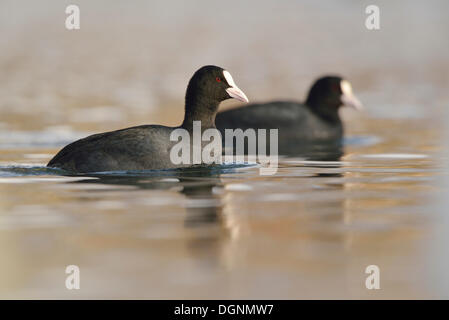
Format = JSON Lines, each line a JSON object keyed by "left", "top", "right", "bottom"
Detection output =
{"left": 47, "top": 65, "right": 249, "bottom": 173}
{"left": 215, "top": 76, "right": 362, "bottom": 157}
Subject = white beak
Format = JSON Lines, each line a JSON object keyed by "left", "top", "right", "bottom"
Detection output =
{"left": 341, "top": 80, "right": 363, "bottom": 110}
{"left": 226, "top": 86, "right": 249, "bottom": 103}
{"left": 223, "top": 70, "right": 249, "bottom": 103}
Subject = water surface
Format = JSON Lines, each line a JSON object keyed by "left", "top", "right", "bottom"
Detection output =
{"left": 0, "top": 116, "right": 441, "bottom": 299}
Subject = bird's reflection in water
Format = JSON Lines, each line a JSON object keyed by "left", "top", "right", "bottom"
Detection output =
{"left": 65, "top": 146, "right": 347, "bottom": 267}
{"left": 181, "top": 177, "right": 222, "bottom": 227}
{"left": 279, "top": 147, "right": 347, "bottom": 229}
{"left": 293, "top": 141, "right": 344, "bottom": 162}
{"left": 230, "top": 138, "right": 344, "bottom": 162}
{"left": 69, "top": 166, "right": 228, "bottom": 265}
{"left": 298, "top": 150, "right": 356, "bottom": 249}
{"left": 72, "top": 166, "right": 224, "bottom": 226}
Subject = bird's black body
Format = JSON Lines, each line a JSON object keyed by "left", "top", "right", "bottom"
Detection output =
{"left": 216, "top": 76, "right": 360, "bottom": 158}
{"left": 48, "top": 65, "right": 248, "bottom": 173}
{"left": 216, "top": 101, "right": 343, "bottom": 157}
{"left": 47, "top": 125, "right": 180, "bottom": 172}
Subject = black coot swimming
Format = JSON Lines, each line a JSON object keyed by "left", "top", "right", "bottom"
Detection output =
{"left": 47, "top": 65, "right": 249, "bottom": 173}
{"left": 215, "top": 76, "right": 362, "bottom": 158}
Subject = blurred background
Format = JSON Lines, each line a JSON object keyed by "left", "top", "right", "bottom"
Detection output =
{"left": 0, "top": 0, "right": 448, "bottom": 299}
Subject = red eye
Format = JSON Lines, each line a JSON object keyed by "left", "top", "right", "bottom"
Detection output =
{"left": 216, "top": 77, "right": 221, "bottom": 82}
{"left": 331, "top": 83, "right": 339, "bottom": 92}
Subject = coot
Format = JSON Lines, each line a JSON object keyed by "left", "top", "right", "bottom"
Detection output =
{"left": 215, "top": 76, "right": 362, "bottom": 157}
{"left": 47, "top": 65, "right": 249, "bottom": 172}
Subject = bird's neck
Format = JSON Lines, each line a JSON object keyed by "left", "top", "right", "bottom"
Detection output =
{"left": 182, "top": 96, "right": 219, "bottom": 131}
{"left": 305, "top": 97, "right": 341, "bottom": 124}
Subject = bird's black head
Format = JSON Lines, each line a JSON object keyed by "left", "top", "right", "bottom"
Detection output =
{"left": 305, "top": 76, "right": 362, "bottom": 120}
{"left": 183, "top": 65, "right": 249, "bottom": 129}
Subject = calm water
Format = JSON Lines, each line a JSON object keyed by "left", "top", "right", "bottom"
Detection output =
{"left": 0, "top": 0, "right": 448, "bottom": 299}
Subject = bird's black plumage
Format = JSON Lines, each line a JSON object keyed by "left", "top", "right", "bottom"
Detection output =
{"left": 47, "top": 65, "right": 248, "bottom": 172}
{"left": 215, "top": 76, "right": 362, "bottom": 158}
